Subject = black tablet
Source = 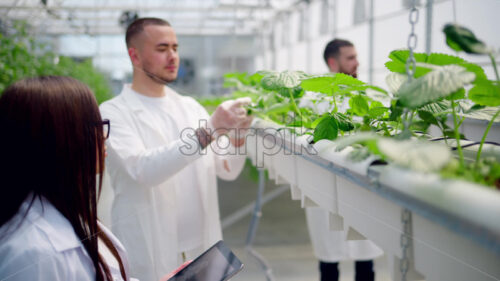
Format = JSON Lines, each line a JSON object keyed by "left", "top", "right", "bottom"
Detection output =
{"left": 167, "top": 240, "right": 244, "bottom": 281}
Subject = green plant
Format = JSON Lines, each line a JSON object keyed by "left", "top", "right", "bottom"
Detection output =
{"left": 443, "top": 24, "right": 500, "bottom": 164}
{"left": 212, "top": 23, "right": 500, "bottom": 189}
{"left": 0, "top": 21, "right": 113, "bottom": 104}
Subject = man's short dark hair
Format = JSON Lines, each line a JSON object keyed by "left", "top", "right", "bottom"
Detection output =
{"left": 323, "top": 38, "right": 354, "bottom": 65}
{"left": 125, "top": 17, "right": 171, "bottom": 48}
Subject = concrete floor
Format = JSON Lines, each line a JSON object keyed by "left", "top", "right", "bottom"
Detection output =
{"left": 218, "top": 163, "right": 392, "bottom": 281}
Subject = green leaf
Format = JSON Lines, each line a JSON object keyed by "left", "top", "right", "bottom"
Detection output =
{"left": 260, "top": 70, "right": 308, "bottom": 90}
{"left": 300, "top": 73, "right": 365, "bottom": 95}
{"left": 445, "top": 88, "right": 466, "bottom": 100}
{"left": 313, "top": 115, "right": 339, "bottom": 142}
{"left": 223, "top": 77, "right": 241, "bottom": 88}
{"left": 368, "top": 107, "right": 389, "bottom": 119}
{"left": 389, "top": 103, "right": 404, "bottom": 121}
{"left": 287, "top": 117, "right": 311, "bottom": 128}
{"left": 249, "top": 72, "right": 265, "bottom": 85}
{"left": 333, "top": 73, "right": 365, "bottom": 86}
{"left": 412, "top": 120, "right": 431, "bottom": 132}
{"left": 377, "top": 138, "right": 452, "bottom": 172}
{"left": 335, "top": 84, "right": 387, "bottom": 96}
{"left": 277, "top": 86, "right": 304, "bottom": 99}
{"left": 224, "top": 72, "right": 250, "bottom": 85}
{"left": 311, "top": 115, "right": 326, "bottom": 129}
{"left": 349, "top": 95, "right": 370, "bottom": 116}
{"left": 398, "top": 65, "right": 476, "bottom": 109}
{"left": 443, "top": 23, "right": 491, "bottom": 54}
{"left": 262, "top": 103, "right": 291, "bottom": 115}
{"left": 333, "top": 112, "right": 355, "bottom": 131}
{"left": 468, "top": 80, "right": 500, "bottom": 106}
{"left": 365, "top": 85, "right": 388, "bottom": 95}
{"left": 420, "top": 100, "right": 452, "bottom": 116}
{"left": 300, "top": 75, "right": 337, "bottom": 94}
{"left": 461, "top": 62, "right": 487, "bottom": 81}
{"left": 385, "top": 50, "right": 486, "bottom": 80}
{"left": 385, "top": 50, "right": 426, "bottom": 74}
{"left": 417, "top": 110, "right": 439, "bottom": 125}
{"left": 370, "top": 101, "right": 384, "bottom": 108}
{"left": 443, "top": 129, "right": 466, "bottom": 140}
{"left": 366, "top": 88, "right": 391, "bottom": 104}
{"left": 458, "top": 106, "right": 500, "bottom": 122}
{"left": 386, "top": 73, "right": 407, "bottom": 94}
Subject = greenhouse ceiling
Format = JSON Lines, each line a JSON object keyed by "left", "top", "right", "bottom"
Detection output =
{"left": 0, "top": 0, "right": 310, "bottom": 36}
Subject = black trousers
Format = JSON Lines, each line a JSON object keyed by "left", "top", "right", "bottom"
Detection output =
{"left": 319, "top": 260, "right": 374, "bottom": 281}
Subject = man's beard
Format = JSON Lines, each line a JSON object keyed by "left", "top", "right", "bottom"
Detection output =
{"left": 142, "top": 63, "right": 177, "bottom": 84}
{"left": 339, "top": 67, "right": 357, "bottom": 78}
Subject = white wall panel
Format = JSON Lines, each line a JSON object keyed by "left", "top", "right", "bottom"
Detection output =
{"left": 275, "top": 47, "right": 290, "bottom": 71}
{"left": 337, "top": 0, "right": 356, "bottom": 30}
{"left": 373, "top": 0, "right": 405, "bottom": 18}
{"left": 290, "top": 43, "right": 308, "bottom": 71}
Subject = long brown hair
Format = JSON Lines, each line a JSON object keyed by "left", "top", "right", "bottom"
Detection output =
{"left": 0, "top": 76, "right": 127, "bottom": 281}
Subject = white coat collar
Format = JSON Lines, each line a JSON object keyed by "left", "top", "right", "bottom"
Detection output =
{"left": 21, "top": 195, "right": 83, "bottom": 252}
{"left": 121, "top": 84, "right": 181, "bottom": 112}
{"left": 120, "top": 84, "right": 181, "bottom": 141}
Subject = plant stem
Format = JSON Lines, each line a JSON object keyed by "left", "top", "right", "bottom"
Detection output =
{"left": 289, "top": 88, "right": 303, "bottom": 121}
{"left": 451, "top": 99, "right": 464, "bottom": 169}
{"left": 489, "top": 53, "right": 500, "bottom": 82}
{"left": 408, "top": 110, "right": 415, "bottom": 127}
{"left": 476, "top": 108, "right": 500, "bottom": 163}
{"left": 457, "top": 116, "right": 465, "bottom": 128}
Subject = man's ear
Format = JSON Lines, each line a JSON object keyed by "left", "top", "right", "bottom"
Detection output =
{"left": 128, "top": 47, "right": 140, "bottom": 66}
{"left": 327, "top": 57, "right": 338, "bottom": 72}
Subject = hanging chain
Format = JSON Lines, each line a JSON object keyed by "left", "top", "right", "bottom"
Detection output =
{"left": 402, "top": 0, "right": 418, "bottom": 259}
{"left": 406, "top": 0, "right": 420, "bottom": 82}
{"left": 400, "top": 209, "right": 412, "bottom": 281}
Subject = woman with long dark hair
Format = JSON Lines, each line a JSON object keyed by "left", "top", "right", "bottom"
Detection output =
{"left": 0, "top": 76, "right": 184, "bottom": 281}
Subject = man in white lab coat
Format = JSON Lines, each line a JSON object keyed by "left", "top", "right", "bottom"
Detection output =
{"left": 305, "top": 39, "right": 383, "bottom": 281}
{"left": 100, "top": 17, "right": 252, "bottom": 281}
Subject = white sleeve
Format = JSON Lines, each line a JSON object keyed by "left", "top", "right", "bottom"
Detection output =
{"left": 211, "top": 135, "right": 246, "bottom": 181}
{"left": 100, "top": 103, "right": 203, "bottom": 189}
{"left": 186, "top": 98, "right": 247, "bottom": 181}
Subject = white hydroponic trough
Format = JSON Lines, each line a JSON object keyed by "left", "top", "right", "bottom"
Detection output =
{"left": 249, "top": 119, "right": 500, "bottom": 281}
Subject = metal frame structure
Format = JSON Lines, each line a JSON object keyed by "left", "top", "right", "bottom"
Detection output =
{"left": 0, "top": 0, "right": 309, "bottom": 36}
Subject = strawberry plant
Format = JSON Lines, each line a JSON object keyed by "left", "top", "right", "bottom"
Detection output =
{"left": 216, "top": 23, "right": 499, "bottom": 189}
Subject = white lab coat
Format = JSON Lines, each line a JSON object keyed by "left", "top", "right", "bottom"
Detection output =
{"left": 306, "top": 207, "right": 383, "bottom": 262}
{"left": 0, "top": 195, "right": 133, "bottom": 281}
{"left": 99, "top": 85, "right": 245, "bottom": 281}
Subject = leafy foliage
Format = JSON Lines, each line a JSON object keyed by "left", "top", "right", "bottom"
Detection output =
{"left": 468, "top": 80, "right": 500, "bottom": 106}
{"left": 397, "top": 65, "right": 476, "bottom": 108}
{"left": 443, "top": 24, "right": 490, "bottom": 54}
{"left": 214, "top": 22, "right": 500, "bottom": 189}
{"left": 385, "top": 50, "right": 486, "bottom": 80}
{"left": 260, "top": 70, "right": 308, "bottom": 90}
{"left": 313, "top": 115, "right": 339, "bottom": 142}
{"left": 0, "top": 21, "right": 113, "bottom": 104}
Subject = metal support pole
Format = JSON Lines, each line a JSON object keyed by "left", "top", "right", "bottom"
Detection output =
{"left": 286, "top": 13, "right": 293, "bottom": 70}
{"left": 270, "top": 23, "right": 277, "bottom": 70}
{"left": 333, "top": 0, "right": 338, "bottom": 37}
{"left": 368, "top": 0, "right": 375, "bottom": 84}
{"left": 305, "top": 3, "right": 312, "bottom": 73}
{"left": 425, "top": 0, "right": 434, "bottom": 55}
{"left": 245, "top": 169, "right": 275, "bottom": 281}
